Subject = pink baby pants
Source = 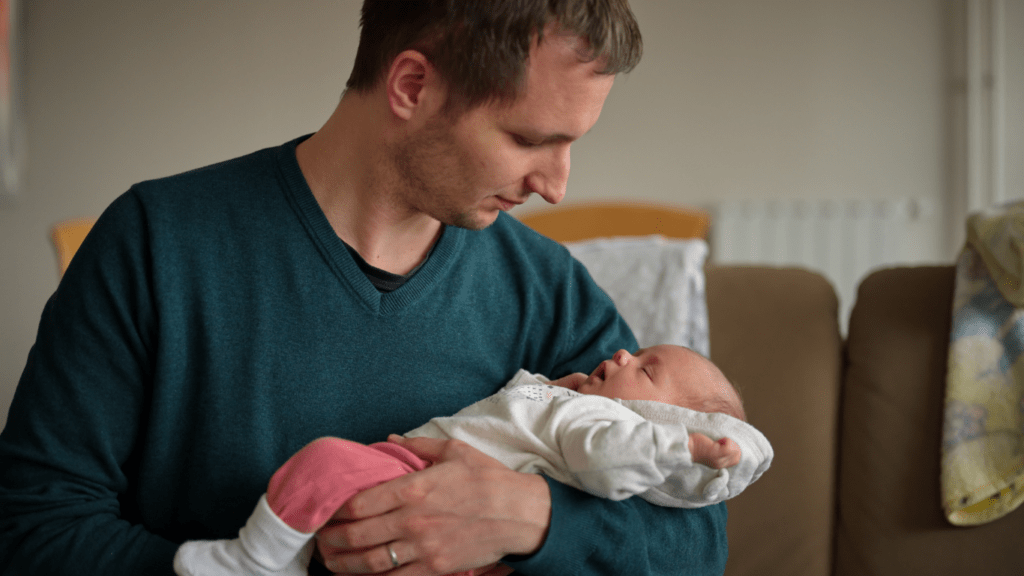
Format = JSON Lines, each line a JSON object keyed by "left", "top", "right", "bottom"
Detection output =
{"left": 266, "top": 437, "right": 475, "bottom": 576}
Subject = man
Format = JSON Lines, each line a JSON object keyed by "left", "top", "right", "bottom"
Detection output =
{"left": 0, "top": 2, "right": 728, "bottom": 575}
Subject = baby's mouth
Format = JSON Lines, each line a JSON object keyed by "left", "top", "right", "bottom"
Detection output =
{"left": 589, "top": 362, "right": 607, "bottom": 383}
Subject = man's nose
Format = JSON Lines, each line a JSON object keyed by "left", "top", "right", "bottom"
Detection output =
{"left": 527, "top": 145, "right": 570, "bottom": 204}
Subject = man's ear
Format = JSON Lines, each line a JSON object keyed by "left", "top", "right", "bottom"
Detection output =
{"left": 386, "top": 50, "right": 444, "bottom": 121}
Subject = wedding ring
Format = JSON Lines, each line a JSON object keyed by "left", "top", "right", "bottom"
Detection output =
{"left": 387, "top": 543, "right": 400, "bottom": 568}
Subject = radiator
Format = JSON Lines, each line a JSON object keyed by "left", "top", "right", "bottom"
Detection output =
{"left": 710, "top": 198, "right": 930, "bottom": 332}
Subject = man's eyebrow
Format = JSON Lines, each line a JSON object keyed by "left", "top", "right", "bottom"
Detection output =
{"left": 527, "top": 126, "right": 593, "bottom": 145}
{"left": 557, "top": 125, "right": 598, "bottom": 143}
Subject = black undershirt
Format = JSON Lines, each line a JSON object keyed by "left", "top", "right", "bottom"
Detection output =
{"left": 343, "top": 243, "right": 426, "bottom": 293}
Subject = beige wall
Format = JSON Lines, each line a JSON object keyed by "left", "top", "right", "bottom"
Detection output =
{"left": 0, "top": 0, "right": 951, "bottom": 428}
{"left": 1006, "top": 0, "right": 1024, "bottom": 201}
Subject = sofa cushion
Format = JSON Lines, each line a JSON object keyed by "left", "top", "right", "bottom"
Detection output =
{"left": 706, "top": 266, "right": 842, "bottom": 576}
{"left": 836, "top": 266, "right": 1024, "bottom": 576}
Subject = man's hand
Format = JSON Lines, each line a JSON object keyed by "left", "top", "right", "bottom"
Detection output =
{"left": 315, "top": 435, "right": 549, "bottom": 575}
{"left": 548, "top": 372, "right": 587, "bottom": 391}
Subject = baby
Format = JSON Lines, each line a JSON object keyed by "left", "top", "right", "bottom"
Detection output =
{"left": 175, "top": 345, "right": 773, "bottom": 576}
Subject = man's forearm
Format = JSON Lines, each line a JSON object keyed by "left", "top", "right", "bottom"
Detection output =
{"left": 0, "top": 507, "right": 180, "bottom": 575}
{"left": 504, "top": 478, "right": 729, "bottom": 576}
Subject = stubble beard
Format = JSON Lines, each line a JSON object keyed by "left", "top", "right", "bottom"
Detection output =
{"left": 392, "top": 119, "right": 495, "bottom": 232}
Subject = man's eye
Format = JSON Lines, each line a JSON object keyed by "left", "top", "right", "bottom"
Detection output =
{"left": 513, "top": 134, "right": 541, "bottom": 147}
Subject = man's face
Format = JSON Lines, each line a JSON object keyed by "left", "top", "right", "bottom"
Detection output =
{"left": 395, "top": 33, "right": 616, "bottom": 230}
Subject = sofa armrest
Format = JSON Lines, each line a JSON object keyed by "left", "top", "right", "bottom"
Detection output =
{"left": 836, "top": 266, "right": 1024, "bottom": 576}
{"left": 706, "top": 265, "right": 842, "bottom": 576}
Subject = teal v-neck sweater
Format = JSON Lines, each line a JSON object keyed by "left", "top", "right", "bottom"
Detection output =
{"left": 0, "top": 137, "right": 726, "bottom": 575}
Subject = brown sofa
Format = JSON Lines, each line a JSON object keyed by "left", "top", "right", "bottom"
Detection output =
{"left": 708, "top": 265, "right": 1024, "bottom": 576}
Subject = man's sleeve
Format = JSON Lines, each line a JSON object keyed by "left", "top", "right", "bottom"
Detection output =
{"left": 0, "top": 191, "right": 179, "bottom": 575}
{"left": 509, "top": 256, "right": 729, "bottom": 576}
{"left": 507, "top": 482, "right": 728, "bottom": 575}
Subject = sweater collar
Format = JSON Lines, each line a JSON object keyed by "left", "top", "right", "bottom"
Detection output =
{"left": 276, "top": 135, "right": 466, "bottom": 315}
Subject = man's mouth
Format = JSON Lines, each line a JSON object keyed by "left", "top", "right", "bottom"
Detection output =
{"left": 495, "top": 196, "right": 524, "bottom": 211}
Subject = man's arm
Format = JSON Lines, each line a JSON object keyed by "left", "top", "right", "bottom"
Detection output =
{"left": 510, "top": 480, "right": 729, "bottom": 575}
{"left": 513, "top": 255, "right": 729, "bottom": 575}
{"left": 311, "top": 389, "right": 731, "bottom": 576}
{"left": 0, "top": 193, "right": 179, "bottom": 575}
{"left": 312, "top": 436, "right": 728, "bottom": 576}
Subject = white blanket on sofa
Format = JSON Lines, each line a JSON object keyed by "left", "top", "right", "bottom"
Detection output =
{"left": 566, "top": 236, "right": 710, "bottom": 357}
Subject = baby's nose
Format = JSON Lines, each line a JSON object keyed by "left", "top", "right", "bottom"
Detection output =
{"left": 613, "top": 349, "right": 633, "bottom": 365}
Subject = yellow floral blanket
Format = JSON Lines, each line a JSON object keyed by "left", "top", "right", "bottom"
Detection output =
{"left": 942, "top": 201, "right": 1024, "bottom": 526}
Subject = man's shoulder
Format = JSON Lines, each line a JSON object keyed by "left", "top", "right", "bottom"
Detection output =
{"left": 463, "top": 211, "right": 618, "bottom": 308}
{"left": 96, "top": 137, "right": 309, "bottom": 250}
{"left": 132, "top": 139, "right": 291, "bottom": 199}
{"left": 484, "top": 212, "right": 572, "bottom": 262}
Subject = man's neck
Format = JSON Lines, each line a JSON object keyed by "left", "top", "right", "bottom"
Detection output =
{"left": 295, "top": 94, "right": 444, "bottom": 276}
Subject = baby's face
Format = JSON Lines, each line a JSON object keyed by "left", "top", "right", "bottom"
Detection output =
{"left": 577, "top": 345, "right": 727, "bottom": 408}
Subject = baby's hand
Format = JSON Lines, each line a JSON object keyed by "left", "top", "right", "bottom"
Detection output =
{"left": 549, "top": 372, "right": 587, "bottom": 391}
{"left": 689, "top": 433, "right": 742, "bottom": 469}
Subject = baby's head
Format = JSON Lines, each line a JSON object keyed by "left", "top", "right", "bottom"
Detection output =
{"left": 578, "top": 344, "right": 745, "bottom": 421}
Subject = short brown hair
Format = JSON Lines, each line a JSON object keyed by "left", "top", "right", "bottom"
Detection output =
{"left": 346, "top": 0, "right": 642, "bottom": 113}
